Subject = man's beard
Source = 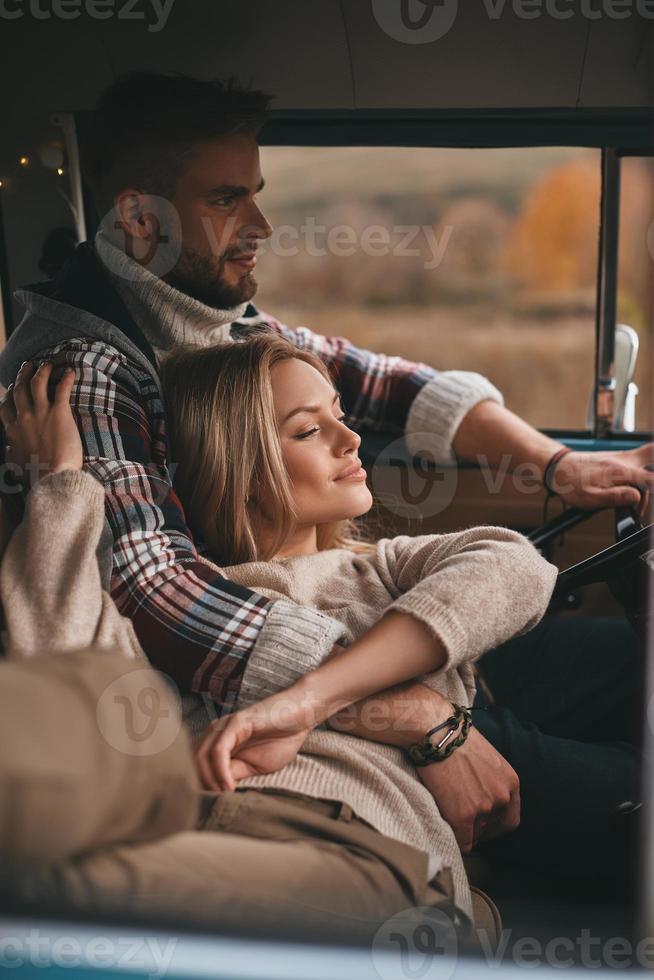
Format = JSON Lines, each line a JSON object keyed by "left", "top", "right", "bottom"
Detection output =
{"left": 163, "top": 244, "right": 258, "bottom": 309}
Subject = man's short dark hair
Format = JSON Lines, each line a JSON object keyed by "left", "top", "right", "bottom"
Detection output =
{"left": 82, "top": 72, "right": 271, "bottom": 211}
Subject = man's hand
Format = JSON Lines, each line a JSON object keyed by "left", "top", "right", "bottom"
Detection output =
{"left": 327, "top": 680, "right": 520, "bottom": 853}
{"left": 452, "top": 401, "right": 653, "bottom": 522}
{"left": 552, "top": 445, "right": 654, "bottom": 515}
{"left": 0, "top": 360, "right": 82, "bottom": 485}
{"left": 417, "top": 725, "right": 520, "bottom": 854}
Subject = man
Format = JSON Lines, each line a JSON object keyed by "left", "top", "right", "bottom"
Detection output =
{"left": 0, "top": 73, "right": 645, "bottom": 891}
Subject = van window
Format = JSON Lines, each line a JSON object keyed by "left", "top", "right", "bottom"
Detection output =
{"left": 256, "top": 145, "right": 603, "bottom": 431}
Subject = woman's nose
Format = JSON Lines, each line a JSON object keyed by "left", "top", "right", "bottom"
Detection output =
{"left": 338, "top": 423, "right": 360, "bottom": 455}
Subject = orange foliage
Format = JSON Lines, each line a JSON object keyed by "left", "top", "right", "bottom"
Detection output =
{"left": 504, "top": 159, "right": 600, "bottom": 292}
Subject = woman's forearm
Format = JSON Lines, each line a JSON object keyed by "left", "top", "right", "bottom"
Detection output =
{"left": 290, "top": 610, "right": 446, "bottom": 726}
{"left": 1, "top": 470, "right": 107, "bottom": 658}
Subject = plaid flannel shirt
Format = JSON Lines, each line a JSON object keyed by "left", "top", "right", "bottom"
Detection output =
{"left": 34, "top": 305, "right": 438, "bottom": 710}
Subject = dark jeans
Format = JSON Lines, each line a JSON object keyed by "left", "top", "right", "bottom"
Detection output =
{"left": 472, "top": 615, "right": 642, "bottom": 899}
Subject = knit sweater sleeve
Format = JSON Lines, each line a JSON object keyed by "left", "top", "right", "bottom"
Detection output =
{"left": 374, "top": 527, "right": 558, "bottom": 671}
{"left": 0, "top": 469, "right": 143, "bottom": 661}
{"left": 404, "top": 372, "right": 504, "bottom": 465}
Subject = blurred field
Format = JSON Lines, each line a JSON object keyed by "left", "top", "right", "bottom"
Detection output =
{"left": 255, "top": 147, "right": 653, "bottom": 433}
{"left": 259, "top": 302, "right": 652, "bottom": 432}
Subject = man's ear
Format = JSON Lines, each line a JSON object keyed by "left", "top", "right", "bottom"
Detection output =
{"left": 112, "top": 189, "right": 152, "bottom": 242}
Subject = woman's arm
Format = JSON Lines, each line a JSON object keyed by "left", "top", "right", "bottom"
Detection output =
{"left": 378, "top": 526, "right": 558, "bottom": 670}
{"left": 197, "top": 612, "right": 520, "bottom": 852}
{"left": 196, "top": 526, "right": 557, "bottom": 790}
{"left": 0, "top": 361, "right": 142, "bottom": 660}
{"left": 196, "top": 608, "right": 448, "bottom": 790}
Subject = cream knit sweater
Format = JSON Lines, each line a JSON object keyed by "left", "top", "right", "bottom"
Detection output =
{"left": 186, "top": 528, "right": 558, "bottom": 916}
{"left": 1, "top": 470, "right": 557, "bottom": 918}
{"left": 0, "top": 470, "right": 143, "bottom": 662}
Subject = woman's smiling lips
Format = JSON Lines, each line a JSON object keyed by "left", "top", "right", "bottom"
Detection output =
{"left": 334, "top": 461, "right": 367, "bottom": 482}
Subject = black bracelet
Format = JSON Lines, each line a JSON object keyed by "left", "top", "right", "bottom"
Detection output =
{"left": 543, "top": 447, "right": 572, "bottom": 496}
{"left": 408, "top": 704, "right": 473, "bottom": 766}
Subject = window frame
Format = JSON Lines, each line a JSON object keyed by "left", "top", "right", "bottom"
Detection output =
{"left": 259, "top": 108, "right": 654, "bottom": 448}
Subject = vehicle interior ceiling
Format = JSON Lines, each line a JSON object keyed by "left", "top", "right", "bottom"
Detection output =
{"left": 0, "top": 0, "right": 653, "bottom": 965}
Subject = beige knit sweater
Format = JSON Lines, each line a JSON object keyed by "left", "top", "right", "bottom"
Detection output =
{"left": 0, "top": 469, "right": 557, "bottom": 917}
{"left": 185, "top": 528, "right": 558, "bottom": 916}
{"left": 0, "top": 470, "right": 143, "bottom": 662}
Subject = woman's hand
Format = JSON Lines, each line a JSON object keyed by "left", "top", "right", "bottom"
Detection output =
{"left": 0, "top": 361, "right": 82, "bottom": 485}
{"left": 195, "top": 690, "right": 320, "bottom": 792}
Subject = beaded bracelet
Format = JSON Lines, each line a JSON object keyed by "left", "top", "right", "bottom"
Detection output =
{"left": 408, "top": 704, "right": 473, "bottom": 766}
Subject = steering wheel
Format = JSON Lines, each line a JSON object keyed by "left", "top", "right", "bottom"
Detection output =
{"left": 527, "top": 504, "right": 652, "bottom": 599}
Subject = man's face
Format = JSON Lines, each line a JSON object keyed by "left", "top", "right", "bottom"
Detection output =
{"left": 165, "top": 133, "right": 273, "bottom": 309}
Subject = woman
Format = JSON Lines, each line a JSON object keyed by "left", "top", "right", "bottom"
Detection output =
{"left": 1, "top": 344, "right": 556, "bottom": 942}
{"left": 159, "top": 333, "right": 558, "bottom": 921}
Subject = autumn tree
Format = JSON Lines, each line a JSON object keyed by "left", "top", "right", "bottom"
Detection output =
{"left": 504, "top": 158, "right": 600, "bottom": 293}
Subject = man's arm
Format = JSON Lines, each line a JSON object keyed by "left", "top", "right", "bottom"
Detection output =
{"left": 321, "top": 524, "right": 551, "bottom": 852}
{"left": 453, "top": 396, "right": 654, "bottom": 512}
{"left": 38, "top": 340, "right": 346, "bottom": 713}
{"left": 327, "top": 679, "right": 519, "bottom": 854}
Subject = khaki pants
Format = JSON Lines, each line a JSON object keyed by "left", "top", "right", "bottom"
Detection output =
{"left": 13, "top": 788, "right": 484, "bottom": 948}
{"left": 0, "top": 648, "right": 198, "bottom": 865}
{"left": 1, "top": 648, "right": 498, "bottom": 948}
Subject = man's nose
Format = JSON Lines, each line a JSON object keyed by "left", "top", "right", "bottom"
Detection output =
{"left": 243, "top": 203, "right": 273, "bottom": 241}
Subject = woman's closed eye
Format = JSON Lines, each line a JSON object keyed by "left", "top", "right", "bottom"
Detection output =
{"left": 295, "top": 428, "right": 319, "bottom": 440}
{"left": 295, "top": 415, "right": 348, "bottom": 440}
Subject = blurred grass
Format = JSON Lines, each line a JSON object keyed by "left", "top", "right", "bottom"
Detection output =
{"left": 259, "top": 303, "right": 652, "bottom": 432}
{"left": 255, "top": 147, "right": 652, "bottom": 434}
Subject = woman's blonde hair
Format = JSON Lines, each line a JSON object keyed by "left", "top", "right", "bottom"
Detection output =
{"left": 160, "top": 333, "right": 374, "bottom": 566}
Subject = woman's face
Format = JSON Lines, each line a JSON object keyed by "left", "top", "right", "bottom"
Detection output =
{"left": 270, "top": 358, "right": 373, "bottom": 527}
